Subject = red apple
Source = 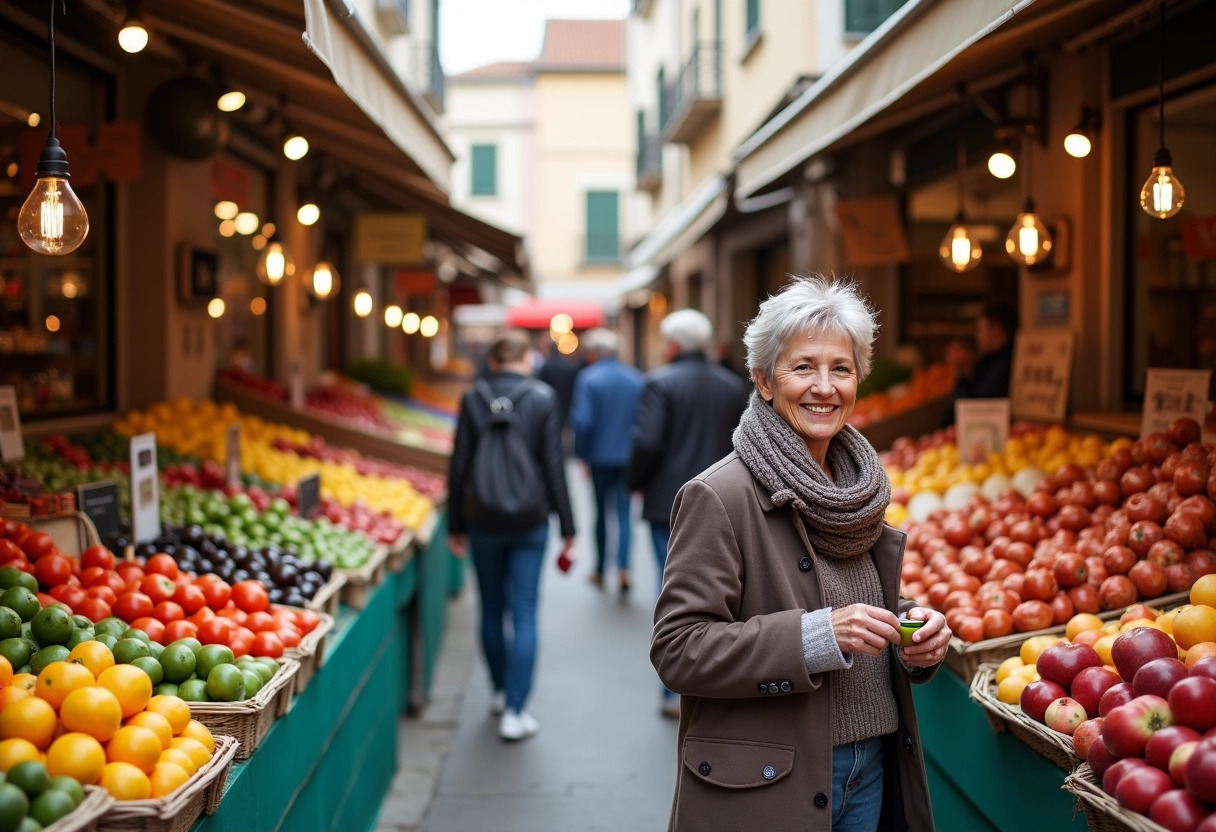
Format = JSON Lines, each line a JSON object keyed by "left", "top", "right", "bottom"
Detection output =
{"left": 1037, "top": 642, "right": 1103, "bottom": 689}
{"left": 1073, "top": 717, "right": 1105, "bottom": 760}
{"left": 1020, "top": 679, "right": 1068, "bottom": 723}
{"left": 1184, "top": 736, "right": 1216, "bottom": 803}
{"left": 1072, "top": 666, "right": 1123, "bottom": 719}
{"left": 1113, "top": 627, "right": 1183, "bottom": 682}
{"left": 1089, "top": 735, "right": 1119, "bottom": 778}
{"left": 1146, "top": 725, "right": 1203, "bottom": 771}
{"left": 1100, "top": 683, "right": 1138, "bottom": 717}
{"left": 1170, "top": 741, "right": 1200, "bottom": 786}
{"left": 1198, "top": 815, "right": 1216, "bottom": 832}
{"left": 1134, "top": 658, "right": 1191, "bottom": 699}
{"left": 1104, "top": 756, "right": 1150, "bottom": 795}
{"left": 1149, "top": 789, "right": 1209, "bottom": 832}
{"left": 1190, "top": 657, "right": 1216, "bottom": 681}
{"left": 1168, "top": 676, "right": 1216, "bottom": 732}
{"left": 1117, "top": 765, "right": 1176, "bottom": 814}
{"left": 1103, "top": 695, "right": 1174, "bottom": 758}
{"left": 1130, "top": 560, "right": 1169, "bottom": 598}
{"left": 1045, "top": 697, "right": 1088, "bottom": 735}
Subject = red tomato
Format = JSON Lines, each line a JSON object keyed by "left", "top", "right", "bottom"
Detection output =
{"left": 218, "top": 607, "right": 247, "bottom": 626}
{"left": 21, "top": 532, "right": 55, "bottom": 561}
{"left": 34, "top": 555, "right": 73, "bottom": 590}
{"left": 293, "top": 610, "right": 321, "bottom": 636}
{"left": 152, "top": 600, "right": 184, "bottom": 622}
{"left": 112, "top": 591, "right": 154, "bottom": 623}
{"left": 201, "top": 580, "right": 231, "bottom": 610}
{"left": 173, "top": 573, "right": 193, "bottom": 587}
{"left": 115, "top": 562, "right": 145, "bottom": 585}
{"left": 244, "top": 612, "right": 277, "bottom": 633}
{"left": 80, "top": 566, "right": 107, "bottom": 587}
{"left": 275, "top": 625, "right": 302, "bottom": 649}
{"left": 250, "top": 631, "right": 284, "bottom": 659}
{"left": 145, "top": 554, "right": 179, "bottom": 580}
{"left": 76, "top": 596, "right": 112, "bottom": 622}
{"left": 189, "top": 606, "right": 216, "bottom": 626}
{"left": 228, "top": 627, "right": 255, "bottom": 658}
{"left": 140, "top": 574, "right": 177, "bottom": 605}
{"left": 49, "top": 584, "right": 87, "bottom": 612}
{"left": 97, "top": 571, "right": 127, "bottom": 596}
{"left": 80, "top": 544, "right": 115, "bottom": 571}
{"left": 8, "top": 560, "right": 33, "bottom": 576}
{"left": 85, "top": 585, "right": 118, "bottom": 607}
{"left": 0, "top": 539, "right": 26, "bottom": 564}
{"left": 35, "top": 592, "right": 57, "bottom": 609}
{"left": 128, "top": 617, "right": 166, "bottom": 643}
{"left": 162, "top": 620, "right": 198, "bottom": 643}
{"left": 231, "top": 580, "right": 270, "bottom": 614}
{"left": 173, "top": 584, "right": 206, "bottom": 615}
{"left": 197, "top": 617, "right": 235, "bottom": 646}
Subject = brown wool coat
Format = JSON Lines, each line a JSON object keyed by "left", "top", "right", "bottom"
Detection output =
{"left": 651, "top": 453, "right": 940, "bottom": 832}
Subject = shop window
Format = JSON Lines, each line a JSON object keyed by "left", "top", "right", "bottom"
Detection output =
{"left": 745, "top": 0, "right": 760, "bottom": 39}
{"left": 844, "top": 0, "right": 905, "bottom": 36}
{"left": 584, "top": 191, "right": 620, "bottom": 264}
{"left": 470, "top": 144, "right": 497, "bottom": 196}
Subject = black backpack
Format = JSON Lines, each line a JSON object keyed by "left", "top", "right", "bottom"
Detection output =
{"left": 463, "top": 379, "right": 550, "bottom": 532}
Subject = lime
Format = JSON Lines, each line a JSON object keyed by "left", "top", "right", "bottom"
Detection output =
{"left": 112, "top": 638, "right": 151, "bottom": 665}
{"left": 153, "top": 682, "right": 180, "bottom": 697}
{"left": 177, "top": 679, "right": 209, "bottom": 702}
{"left": 12, "top": 666, "right": 29, "bottom": 676}
{"left": 131, "top": 656, "right": 164, "bottom": 686}
{"left": 30, "top": 607, "right": 73, "bottom": 647}
{"left": 0, "top": 638, "right": 31, "bottom": 670}
{"left": 6, "top": 761, "right": 47, "bottom": 799}
{"left": 240, "top": 668, "right": 264, "bottom": 698}
{"left": 120, "top": 629, "right": 151, "bottom": 645}
{"left": 29, "top": 645, "right": 70, "bottom": 676}
{"left": 29, "top": 787, "right": 74, "bottom": 826}
{"left": 0, "top": 783, "right": 29, "bottom": 832}
{"left": 195, "top": 645, "right": 234, "bottom": 681}
{"left": 16, "top": 815, "right": 39, "bottom": 832}
{"left": 70, "top": 615, "right": 91, "bottom": 629}
{"left": 94, "top": 633, "right": 117, "bottom": 652}
{"left": 172, "top": 638, "right": 202, "bottom": 656}
{"left": 159, "top": 643, "right": 196, "bottom": 684}
{"left": 45, "top": 776, "right": 82, "bottom": 807}
{"left": 64, "top": 629, "right": 94, "bottom": 650}
{"left": 0, "top": 588, "right": 39, "bottom": 623}
{"left": 0, "top": 569, "right": 35, "bottom": 593}
{"left": 0, "top": 609, "right": 19, "bottom": 642}
{"left": 255, "top": 658, "right": 280, "bottom": 684}
{"left": 148, "top": 642, "right": 164, "bottom": 660}
{"left": 94, "top": 618, "right": 128, "bottom": 638}
{"left": 206, "top": 664, "right": 245, "bottom": 702}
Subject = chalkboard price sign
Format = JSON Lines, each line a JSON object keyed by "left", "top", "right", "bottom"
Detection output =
{"left": 297, "top": 473, "right": 321, "bottom": 520}
{"left": 77, "top": 481, "right": 121, "bottom": 538}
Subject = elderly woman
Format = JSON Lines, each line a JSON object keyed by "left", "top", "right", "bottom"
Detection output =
{"left": 651, "top": 275, "right": 950, "bottom": 832}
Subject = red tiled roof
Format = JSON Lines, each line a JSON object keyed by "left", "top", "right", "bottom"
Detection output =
{"left": 536, "top": 19, "right": 625, "bottom": 72}
{"left": 450, "top": 61, "right": 534, "bottom": 81}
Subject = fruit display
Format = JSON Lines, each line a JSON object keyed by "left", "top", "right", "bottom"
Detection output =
{"left": 0, "top": 757, "right": 92, "bottom": 827}
{"left": 848, "top": 362, "right": 955, "bottom": 429}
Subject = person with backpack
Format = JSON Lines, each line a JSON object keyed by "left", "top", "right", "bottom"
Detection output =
{"left": 448, "top": 328, "right": 576, "bottom": 741}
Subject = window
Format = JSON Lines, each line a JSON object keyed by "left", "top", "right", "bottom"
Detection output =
{"left": 470, "top": 144, "right": 497, "bottom": 196}
{"left": 745, "top": 0, "right": 760, "bottom": 38}
{"left": 844, "top": 0, "right": 904, "bottom": 35}
{"left": 584, "top": 191, "right": 619, "bottom": 263}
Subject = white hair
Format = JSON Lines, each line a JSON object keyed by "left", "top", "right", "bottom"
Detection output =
{"left": 581, "top": 328, "right": 620, "bottom": 357}
{"left": 660, "top": 309, "right": 713, "bottom": 354}
{"left": 743, "top": 274, "right": 878, "bottom": 383}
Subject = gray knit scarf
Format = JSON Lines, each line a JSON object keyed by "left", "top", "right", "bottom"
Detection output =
{"left": 732, "top": 392, "right": 890, "bottom": 558}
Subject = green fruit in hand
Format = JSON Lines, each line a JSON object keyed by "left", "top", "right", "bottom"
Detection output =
{"left": 30, "top": 607, "right": 73, "bottom": 646}
{"left": 0, "top": 569, "right": 36, "bottom": 594}
{"left": 0, "top": 588, "right": 39, "bottom": 623}
{"left": 0, "top": 782, "right": 30, "bottom": 831}
{"left": 131, "top": 656, "right": 164, "bottom": 686}
{"left": 46, "top": 776, "right": 83, "bottom": 808}
{"left": 6, "top": 761, "right": 47, "bottom": 798}
{"left": 0, "top": 609, "right": 21, "bottom": 642}
{"left": 113, "top": 638, "right": 151, "bottom": 665}
{"left": 206, "top": 664, "right": 245, "bottom": 702}
{"left": 195, "top": 645, "right": 234, "bottom": 681}
{"left": 159, "top": 643, "right": 196, "bottom": 684}
{"left": 177, "top": 679, "right": 209, "bottom": 702}
{"left": 29, "top": 788, "right": 74, "bottom": 826}
{"left": 29, "top": 645, "right": 69, "bottom": 676}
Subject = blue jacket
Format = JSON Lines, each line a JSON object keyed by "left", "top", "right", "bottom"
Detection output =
{"left": 570, "top": 357, "right": 644, "bottom": 467}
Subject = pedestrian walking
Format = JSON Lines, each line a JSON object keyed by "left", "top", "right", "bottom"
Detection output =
{"left": 447, "top": 329, "right": 576, "bottom": 742}
{"left": 650, "top": 275, "right": 949, "bottom": 831}
{"left": 570, "top": 328, "right": 644, "bottom": 596}
{"left": 626, "top": 308, "right": 746, "bottom": 716}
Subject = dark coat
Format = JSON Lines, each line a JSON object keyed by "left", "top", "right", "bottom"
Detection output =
{"left": 537, "top": 354, "right": 583, "bottom": 426}
{"left": 942, "top": 341, "right": 1014, "bottom": 426}
{"left": 651, "top": 453, "right": 939, "bottom": 832}
{"left": 447, "top": 372, "right": 575, "bottom": 537}
{"left": 626, "top": 353, "right": 746, "bottom": 525}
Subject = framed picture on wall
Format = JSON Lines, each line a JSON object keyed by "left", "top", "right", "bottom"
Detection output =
{"left": 177, "top": 245, "right": 219, "bottom": 303}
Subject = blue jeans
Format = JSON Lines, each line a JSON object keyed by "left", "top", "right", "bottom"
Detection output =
{"left": 831, "top": 737, "right": 885, "bottom": 831}
{"left": 651, "top": 522, "right": 674, "bottom": 701}
{"left": 469, "top": 524, "right": 548, "bottom": 712}
{"left": 589, "top": 466, "right": 631, "bottom": 576}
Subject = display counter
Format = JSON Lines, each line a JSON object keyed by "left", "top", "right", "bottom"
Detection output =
{"left": 1068, "top": 410, "right": 1141, "bottom": 439}
{"left": 857, "top": 395, "right": 951, "bottom": 453}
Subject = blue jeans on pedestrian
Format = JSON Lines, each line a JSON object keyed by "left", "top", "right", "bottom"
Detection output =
{"left": 589, "top": 466, "right": 631, "bottom": 577}
{"left": 651, "top": 522, "right": 674, "bottom": 701}
{"left": 831, "top": 736, "right": 885, "bottom": 831}
{"left": 468, "top": 523, "right": 548, "bottom": 712}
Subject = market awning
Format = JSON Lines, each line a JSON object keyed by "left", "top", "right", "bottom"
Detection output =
{"left": 619, "top": 174, "right": 728, "bottom": 294}
{"left": 733, "top": 0, "right": 1038, "bottom": 199}
{"left": 505, "top": 300, "right": 605, "bottom": 330}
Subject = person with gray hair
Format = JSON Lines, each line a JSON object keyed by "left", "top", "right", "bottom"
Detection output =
{"left": 570, "top": 328, "right": 645, "bottom": 595}
{"left": 627, "top": 307, "right": 746, "bottom": 716}
{"left": 650, "top": 275, "right": 948, "bottom": 830}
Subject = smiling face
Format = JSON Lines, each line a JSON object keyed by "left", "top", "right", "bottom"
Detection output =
{"left": 754, "top": 329, "right": 859, "bottom": 467}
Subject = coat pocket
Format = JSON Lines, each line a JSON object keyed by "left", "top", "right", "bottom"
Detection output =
{"left": 682, "top": 737, "right": 795, "bottom": 789}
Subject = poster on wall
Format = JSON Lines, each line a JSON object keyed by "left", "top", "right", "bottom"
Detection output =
{"left": 1010, "top": 328, "right": 1075, "bottom": 423}
{"left": 955, "top": 399, "right": 1011, "bottom": 465}
{"left": 128, "top": 433, "right": 161, "bottom": 544}
{"left": 1140, "top": 369, "right": 1211, "bottom": 439}
{"left": 833, "top": 196, "right": 911, "bottom": 268}
{"left": 0, "top": 386, "right": 23, "bottom": 462}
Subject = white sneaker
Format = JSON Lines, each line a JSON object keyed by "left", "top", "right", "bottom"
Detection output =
{"left": 490, "top": 691, "right": 506, "bottom": 716}
{"left": 499, "top": 709, "right": 540, "bottom": 741}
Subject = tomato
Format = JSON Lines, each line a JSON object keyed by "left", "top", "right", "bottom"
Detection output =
{"left": 152, "top": 601, "right": 184, "bottom": 623}
{"left": 76, "top": 596, "right": 112, "bottom": 622}
{"left": 189, "top": 606, "right": 216, "bottom": 626}
{"left": 250, "top": 631, "right": 284, "bottom": 659}
{"left": 34, "top": 554, "right": 73, "bottom": 589}
{"left": 231, "top": 581, "right": 270, "bottom": 614}
{"left": 36, "top": 591, "right": 57, "bottom": 608}
{"left": 161, "top": 620, "right": 198, "bottom": 643}
{"left": 128, "top": 617, "right": 166, "bottom": 643}
{"left": 80, "top": 544, "right": 116, "bottom": 571}
{"left": 275, "top": 625, "right": 302, "bottom": 649}
{"left": 0, "top": 539, "right": 26, "bottom": 564}
{"left": 145, "top": 554, "right": 178, "bottom": 580}
{"left": 21, "top": 532, "right": 56, "bottom": 561}
{"left": 112, "top": 591, "right": 154, "bottom": 623}
{"left": 96, "top": 571, "right": 127, "bottom": 596}
{"left": 115, "top": 562, "right": 145, "bottom": 585}
{"left": 293, "top": 611, "right": 319, "bottom": 636}
{"left": 140, "top": 574, "right": 177, "bottom": 605}
{"left": 244, "top": 612, "right": 276, "bottom": 633}
{"left": 197, "top": 617, "right": 234, "bottom": 646}
{"left": 49, "top": 584, "right": 87, "bottom": 612}
{"left": 80, "top": 566, "right": 107, "bottom": 587}
{"left": 173, "top": 584, "right": 206, "bottom": 615}
{"left": 228, "top": 627, "right": 255, "bottom": 657}
{"left": 218, "top": 607, "right": 247, "bottom": 625}
{"left": 200, "top": 580, "right": 231, "bottom": 611}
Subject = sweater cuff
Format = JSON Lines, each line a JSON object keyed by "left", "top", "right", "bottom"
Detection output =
{"left": 801, "top": 608, "right": 851, "bottom": 676}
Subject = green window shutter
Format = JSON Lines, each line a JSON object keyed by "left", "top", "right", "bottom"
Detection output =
{"left": 845, "top": 0, "right": 904, "bottom": 35}
{"left": 745, "top": 0, "right": 760, "bottom": 36}
{"left": 470, "top": 144, "right": 497, "bottom": 196}
{"left": 585, "top": 191, "right": 619, "bottom": 263}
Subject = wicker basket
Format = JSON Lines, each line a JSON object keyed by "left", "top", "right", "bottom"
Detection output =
{"left": 46, "top": 787, "right": 113, "bottom": 832}
{"left": 968, "top": 662, "right": 1081, "bottom": 771}
{"left": 96, "top": 734, "right": 239, "bottom": 832}
{"left": 338, "top": 545, "right": 389, "bottom": 610}
{"left": 189, "top": 660, "right": 299, "bottom": 761}
{"left": 1063, "top": 763, "right": 1173, "bottom": 832}
{"left": 29, "top": 511, "right": 102, "bottom": 558}
{"left": 385, "top": 529, "right": 415, "bottom": 573}
{"left": 304, "top": 571, "right": 346, "bottom": 619}
{"left": 281, "top": 608, "right": 336, "bottom": 695}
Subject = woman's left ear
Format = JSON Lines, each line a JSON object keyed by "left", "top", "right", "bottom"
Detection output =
{"left": 752, "top": 370, "right": 773, "bottom": 402}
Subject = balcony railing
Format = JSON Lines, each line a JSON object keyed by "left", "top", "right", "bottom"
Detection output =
{"left": 636, "top": 131, "right": 662, "bottom": 191}
{"left": 411, "top": 41, "right": 445, "bottom": 113}
{"left": 582, "top": 234, "right": 621, "bottom": 266}
{"left": 374, "top": 0, "right": 409, "bottom": 36}
{"left": 660, "top": 41, "right": 721, "bottom": 144}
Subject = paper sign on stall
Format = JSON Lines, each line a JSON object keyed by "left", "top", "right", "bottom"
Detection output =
{"left": 1011, "top": 328, "right": 1074, "bottom": 423}
{"left": 955, "top": 399, "right": 1011, "bottom": 465}
{"left": 1140, "top": 369, "right": 1211, "bottom": 438}
{"left": 0, "top": 386, "right": 24, "bottom": 462}
{"left": 128, "top": 433, "right": 160, "bottom": 544}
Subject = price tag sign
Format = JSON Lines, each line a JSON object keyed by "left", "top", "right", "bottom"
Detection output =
{"left": 955, "top": 399, "right": 1011, "bottom": 465}
{"left": 77, "top": 481, "right": 121, "bottom": 539}
{"left": 0, "top": 386, "right": 24, "bottom": 462}
{"left": 297, "top": 473, "right": 321, "bottom": 520}
{"left": 1010, "top": 328, "right": 1074, "bottom": 423}
{"left": 1141, "top": 369, "right": 1211, "bottom": 438}
{"left": 225, "top": 424, "right": 241, "bottom": 489}
{"left": 128, "top": 433, "right": 160, "bottom": 544}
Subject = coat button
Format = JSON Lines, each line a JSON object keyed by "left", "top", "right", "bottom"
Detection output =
{"left": 904, "top": 737, "right": 914, "bottom": 754}
{"left": 699, "top": 761, "right": 712, "bottom": 776}
{"left": 814, "top": 792, "right": 828, "bottom": 808}
{"left": 762, "top": 765, "right": 776, "bottom": 780}
{"left": 758, "top": 683, "right": 769, "bottom": 694}
{"left": 798, "top": 557, "right": 812, "bottom": 572}
{"left": 780, "top": 681, "right": 792, "bottom": 693}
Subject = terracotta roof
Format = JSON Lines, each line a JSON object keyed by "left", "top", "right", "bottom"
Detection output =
{"left": 535, "top": 19, "right": 625, "bottom": 72}
{"left": 449, "top": 61, "right": 534, "bottom": 81}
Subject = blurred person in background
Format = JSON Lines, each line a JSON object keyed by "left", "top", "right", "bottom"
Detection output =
{"left": 537, "top": 340, "right": 584, "bottom": 430}
{"left": 570, "top": 328, "right": 644, "bottom": 596}
{"left": 941, "top": 300, "right": 1017, "bottom": 426}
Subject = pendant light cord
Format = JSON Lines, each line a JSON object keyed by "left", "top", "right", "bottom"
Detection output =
{"left": 48, "top": 0, "right": 65, "bottom": 140}
{"left": 1158, "top": 0, "right": 1166, "bottom": 151}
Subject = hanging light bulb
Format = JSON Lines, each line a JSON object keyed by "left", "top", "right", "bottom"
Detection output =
{"left": 384, "top": 304, "right": 404, "bottom": 328}
{"left": 1005, "top": 200, "right": 1053, "bottom": 266}
{"left": 255, "top": 241, "right": 294, "bottom": 286}
{"left": 214, "top": 200, "right": 238, "bottom": 220}
{"left": 217, "top": 90, "right": 245, "bottom": 112}
{"left": 940, "top": 217, "right": 982, "bottom": 273}
{"left": 419, "top": 315, "right": 439, "bottom": 338}
{"left": 1140, "top": 3, "right": 1184, "bottom": 220}
{"left": 353, "top": 290, "right": 373, "bottom": 317}
{"left": 283, "top": 134, "right": 309, "bottom": 161}
{"left": 402, "top": 312, "right": 420, "bottom": 334}
{"left": 233, "top": 211, "right": 259, "bottom": 235}
{"left": 308, "top": 261, "right": 340, "bottom": 300}
{"left": 117, "top": 2, "right": 148, "bottom": 54}
{"left": 987, "top": 148, "right": 1015, "bottom": 179}
{"left": 207, "top": 298, "right": 225, "bottom": 318}
{"left": 297, "top": 203, "right": 320, "bottom": 226}
{"left": 1063, "top": 107, "right": 1098, "bottom": 159}
{"left": 19, "top": 5, "right": 88, "bottom": 255}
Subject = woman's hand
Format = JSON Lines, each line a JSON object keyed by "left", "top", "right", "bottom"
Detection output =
{"left": 900, "top": 607, "right": 952, "bottom": 668}
{"left": 831, "top": 604, "right": 901, "bottom": 656}
{"left": 447, "top": 534, "right": 467, "bottom": 559}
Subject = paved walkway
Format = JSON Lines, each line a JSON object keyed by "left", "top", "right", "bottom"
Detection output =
{"left": 375, "top": 464, "right": 678, "bottom": 831}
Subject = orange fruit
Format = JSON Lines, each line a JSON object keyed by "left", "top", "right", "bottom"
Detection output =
{"left": 35, "top": 661, "right": 96, "bottom": 711}
{"left": 46, "top": 732, "right": 106, "bottom": 785}
{"left": 10, "top": 673, "right": 36, "bottom": 694}
{"left": 0, "top": 687, "right": 29, "bottom": 710}
{"left": 1066, "top": 613, "right": 1104, "bottom": 641}
{"left": 1158, "top": 608, "right": 1182, "bottom": 636}
{"left": 98, "top": 761, "right": 151, "bottom": 800}
{"left": 60, "top": 686, "right": 124, "bottom": 742}
{"left": 0, "top": 656, "right": 12, "bottom": 689}
{"left": 0, "top": 738, "right": 40, "bottom": 772}
{"left": 997, "top": 674, "right": 1031, "bottom": 705}
{"left": 169, "top": 737, "right": 210, "bottom": 770}
{"left": 1192, "top": 575, "right": 1216, "bottom": 608}
{"left": 1020, "top": 635, "right": 1060, "bottom": 666}
{"left": 125, "top": 712, "right": 172, "bottom": 750}
{"left": 1185, "top": 642, "right": 1216, "bottom": 668}
{"left": 0, "top": 695, "right": 58, "bottom": 749}
{"left": 69, "top": 641, "right": 116, "bottom": 678}
{"left": 145, "top": 696, "right": 190, "bottom": 735}
{"left": 106, "top": 725, "right": 162, "bottom": 774}
{"left": 149, "top": 761, "right": 191, "bottom": 798}
{"left": 1173, "top": 605, "right": 1216, "bottom": 651}
{"left": 97, "top": 665, "right": 152, "bottom": 718}
{"left": 179, "top": 720, "right": 214, "bottom": 754}
{"left": 1094, "top": 635, "right": 1119, "bottom": 668}
{"left": 995, "top": 656, "right": 1024, "bottom": 684}
{"left": 157, "top": 747, "right": 197, "bottom": 777}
